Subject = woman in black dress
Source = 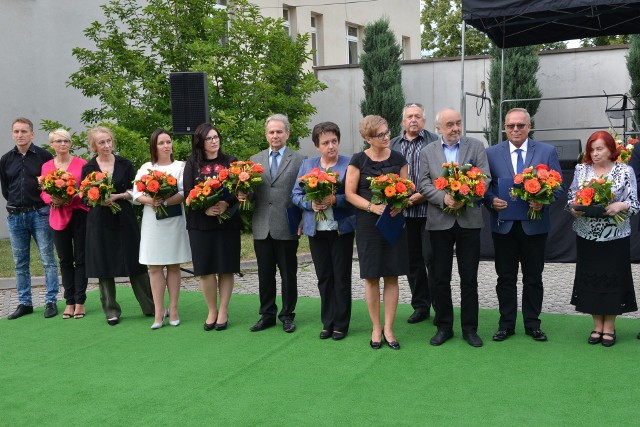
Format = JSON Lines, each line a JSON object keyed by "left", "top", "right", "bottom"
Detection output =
{"left": 345, "top": 115, "right": 410, "bottom": 350}
{"left": 184, "top": 123, "right": 242, "bottom": 331}
{"left": 82, "top": 126, "right": 154, "bottom": 326}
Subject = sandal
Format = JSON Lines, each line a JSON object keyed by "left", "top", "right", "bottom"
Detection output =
{"left": 62, "top": 305, "right": 75, "bottom": 319}
{"left": 601, "top": 332, "right": 616, "bottom": 347}
{"left": 74, "top": 313, "right": 86, "bottom": 319}
{"left": 587, "top": 330, "right": 602, "bottom": 345}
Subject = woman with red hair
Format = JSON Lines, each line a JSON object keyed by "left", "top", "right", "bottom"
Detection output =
{"left": 568, "top": 130, "right": 639, "bottom": 347}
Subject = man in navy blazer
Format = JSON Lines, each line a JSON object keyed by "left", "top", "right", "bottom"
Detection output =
{"left": 484, "top": 108, "right": 564, "bottom": 342}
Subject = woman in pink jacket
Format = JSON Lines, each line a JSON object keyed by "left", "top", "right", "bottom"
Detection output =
{"left": 40, "top": 129, "right": 89, "bottom": 319}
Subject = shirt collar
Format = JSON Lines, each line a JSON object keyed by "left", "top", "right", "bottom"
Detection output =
{"left": 269, "top": 146, "right": 286, "bottom": 156}
{"left": 509, "top": 139, "right": 529, "bottom": 153}
{"left": 441, "top": 138, "right": 460, "bottom": 148}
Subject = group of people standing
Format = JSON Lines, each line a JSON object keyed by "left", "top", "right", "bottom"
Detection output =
{"left": 1, "top": 106, "right": 638, "bottom": 349}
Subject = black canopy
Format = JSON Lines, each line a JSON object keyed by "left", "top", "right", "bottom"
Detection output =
{"left": 462, "top": 0, "right": 640, "bottom": 48}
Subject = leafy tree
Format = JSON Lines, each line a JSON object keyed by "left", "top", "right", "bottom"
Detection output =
{"left": 359, "top": 19, "right": 405, "bottom": 143}
{"left": 485, "top": 45, "right": 542, "bottom": 145}
{"left": 581, "top": 35, "right": 630, "bottom": 48}
{"left": 66, "top": 0, "right": 325, "bottom": 165}
{"left": 421, "top": 0, "right": 490, "bottom": 57}
{"left": 627, "top": 34, "right": 640, "bottom": 132}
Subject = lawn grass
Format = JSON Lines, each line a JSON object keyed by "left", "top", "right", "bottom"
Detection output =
{"left": 0, "top": 233, "right": 310, "bottom": 277}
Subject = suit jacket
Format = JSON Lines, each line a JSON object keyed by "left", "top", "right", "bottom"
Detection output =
{"left": 291, "top": 155, "right": 356, "bottom": 237}
{"left": 484, "top": 138, "right": 564, "bottom": 235}
{"left": 250, "top": 146, "right": 306, "bottom": 240}
{"left": 419, "top": 136, "right": 490, "bottom": 230}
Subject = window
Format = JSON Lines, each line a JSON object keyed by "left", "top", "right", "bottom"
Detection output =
{"left": 283, "top": 8, "right": 291, "bottom": 36}
{"left": 346, "top": 25, "right": 359, "bottom": 64}
{"left": 310, "top": 15, "right": 319, "bottom": 66}
{"left": 402, "top": 36, "right": 410, "bottom": 60}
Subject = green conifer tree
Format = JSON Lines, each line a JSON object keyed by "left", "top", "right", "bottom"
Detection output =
{"left": 627, "top": 34, "right": 640, "bottom": 132}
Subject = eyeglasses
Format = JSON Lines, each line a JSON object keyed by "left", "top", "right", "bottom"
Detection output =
{"left": 505, "top": 123, "right": 528, "bottom": 130}
{"left": 372, "top": 130, "right": 391, "bottom": 140}
{"left": 52, "top": 139, "right": 71, "bottom": 144}
{"left": 204, "top": 135, "right": 220, "bottom": 143}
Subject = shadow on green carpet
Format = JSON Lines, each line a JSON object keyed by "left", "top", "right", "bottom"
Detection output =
{"left": 1, "top": 288, "right": 639, "bottom": 426}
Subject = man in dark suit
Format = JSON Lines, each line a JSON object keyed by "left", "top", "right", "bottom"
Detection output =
{"left": 390, "top": 103, "right": 439, "bottom": 324}
{"left": 248, "top": 114, "right": 306, "bottom": 333}
{"left": 484, "top": 107, "right": 564, "bottom": 342}
{"left": 419, "top": 108, "right": 490, "bottom": 347}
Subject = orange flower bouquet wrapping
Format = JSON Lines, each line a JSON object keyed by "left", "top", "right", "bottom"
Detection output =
{"left": 133, "top": 169, "right": 178, "bottom": 218}
{"left": 222, "top": 161, "right": 264, "bottom": 210}
{"left": 367, "top": 173, "right": 415, "bottom": 209}
{"left": 297, "top": 168, "right": 340, "bottom": 221}
{"left": 510, "top": 164, "right": 562, "bottom": 220}
{"left": 78, "top": 171, "right": 121, "bottom": 214}
{"left": 572, "top": 176, "right": 627, "bottom": 226}
{"left": 185, "top": 178, "right": 229, "bottom": 223}
{"left": 38, "top": 169, "right": 78, "bottom": 208}
{"left": 433, "top": 162, "right": 488, "bottom": 216}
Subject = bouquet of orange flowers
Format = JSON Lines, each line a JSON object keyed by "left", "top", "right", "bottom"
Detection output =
{"left": 297, "top": 168, "right": 340, "bottom": 221}
{"left": 222, "top": 161, "right": 264, "bottom": 210}
{"left": 572, "top": 176, "right": 627, "bottom": 225}
{"left": 510, "top": 164, "right": 562, "bottom": 220}
{"left": 185, "top": 178, "right": 229, "bottom": 223}
{"left": 367, "top": 173, "right": 415, "bottom": 209}
{"left": 78, "top": 171, "right": 121, "bottom": 214}
{"left": 133, "top": 169, "right": 178, "bottom": 218}
{"left": 433, "top": 162, "right": 488, "bottom": 216}
{"left": 38, "top": 169, "right": 77, "bottom": 208}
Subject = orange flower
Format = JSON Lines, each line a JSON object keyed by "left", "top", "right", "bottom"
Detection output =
{"left": 136, "top": 181, "right": 146, "bottom": 192}
{"left": 549, "top": 170, "right": 562, "bottom": 181}
{"left": 459, "top": 184, "right": 470, "bottom": 195}
{"left": 537, "top": 169, "right": 549, "bottom": 180}
{"left": 581, "top": 197, "right": 592, "bottom": 206}
{"left": 434, "top": 177, "right": 448, "bottom": 190}
{"left": 475, "top": 181, "right": 486, "bottom": 196}
{"left": 218, "top": 169, "right": 228, "bottom": 180}
{"left": 239, "top": 171, "right": 250, "bottom": 182}
{"left": 166, "top": 176, "right": 177, "bottom": 186}
{"left": 308, "top": 177, "right": 318, "bottom": 188}
{"left": 146, "top": 180, "right": 160, "bottom": 193}
{"left": 153, "top": 170, "right": 164, "bottom": 179}
{"left": 513, "top": 174, "right": 524, "bottom": 185}
{"left": 202, "top": 185, "right": 212, "bottom": 196}
{"left": 545, "top": 178, "right": 558, "bottom": 188}
{"left": 375, "top": 175, "right": 388, "bottom": 183}
{"left": 87, "top": 187, "right": 100, "bottom": 201}
{"left": 522, "top": 167, "right": 533, "bottom": 174}
{"left": 209, "top": 179, "right": 221, "bottom": 189}
{"left": 326, "top": 174, "right": 337, "bottom": 184}
{"left": 384, "top": 185, "right": 396, "bottom": 197}
{"left": 54, "top": 179, "right": 65, "bottom": 188}
{"left": 94, "top": 172, "right": 105, "bottom": 180}
{"left": 66, "top": 186, "right": 76, "bottom": 196}
{"left": 523, "top": 179, "right": 541, "bottom": 194}
{"left": 395, "top": 182, "right": 407, "bottom": 193}
{"left": 230, "top": 167, "right": 241, "bottom": 175}
{"left": 535, "top": 164, "right": 549, "bottom": 171}
{"left": 251, "top": 164, "right": 264, "bottom": 173}
{"left": 450, "top": 180, "right": 462, "bottom": 191}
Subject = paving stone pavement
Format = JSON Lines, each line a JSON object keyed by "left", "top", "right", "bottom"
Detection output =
{"left": 2, "top": 253, "right": 640, "bottom": 320}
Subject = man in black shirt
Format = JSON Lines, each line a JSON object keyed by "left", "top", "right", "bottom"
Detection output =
{"left": 0, "top": 118, "right": 59, "bottom": 319}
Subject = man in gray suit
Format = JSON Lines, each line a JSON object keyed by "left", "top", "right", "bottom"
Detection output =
{"left": 419, "top": 108, "right": 490, "bottom": 347}
{"left": 248, "top": 114, "right": 306, "bottom": 333}
{"left": 390, "top": 102, "right": 439, "bottom": 324}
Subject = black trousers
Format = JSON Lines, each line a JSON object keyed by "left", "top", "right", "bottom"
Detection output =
{"left": 492, "top": 221, "right": 547, "bottom": 330}
{"left": 253, "top": 235, "right": 299, "bottom": 322}
{"left": 405, "top": 217, "right": 432, "bottom": 313}
{"left": 309, "top": 230, "right": 354, "bottom": 333}
{"left": 51, "top": 210, "right": 88, "bottom": 305}
{"left": 429, "top": 223, "right": 480, "bottom": 334}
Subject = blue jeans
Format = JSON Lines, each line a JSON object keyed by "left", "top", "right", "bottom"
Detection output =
{"left": 7, "top": 207, "right": 59, "bottom": 305}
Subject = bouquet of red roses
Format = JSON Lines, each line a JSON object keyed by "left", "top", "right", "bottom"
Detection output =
{"left": 185, "top": 178, "right": 229, "bottom": 223}
{"left": 297, "top": 168, "right": 340, "bottom": 221}
{"left": 38, "top": 169, "right": 77, "bottom": 208}
{"left": 78, "top": 171, "right": 121, "bottom": 214}
{"left": 222, "top": 161, "right": 264, "bottom": 210}
{"left": 510, "top": 164, "right": 562, "bottom": 220}
{"left": 133, "top": 169, "right": 178, "bottom": 218}
{"left": 572, "top": 176, "right": 627, "bottom": 225}
{"left": 433, "top": 162, "right": 488, "bottom": 216}
{"left": 367, "top": 173, "right": 415, "bottom": 209}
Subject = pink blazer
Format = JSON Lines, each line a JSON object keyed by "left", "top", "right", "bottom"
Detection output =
{"left": 40, "top": 157, "right": 89, "bottom": 230}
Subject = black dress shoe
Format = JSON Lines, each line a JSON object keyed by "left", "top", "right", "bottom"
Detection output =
{"left": 383, "top": 333, "right": 400, "bottom": 350}
{"left": 332, "top": 331, "right": 346, "bottom": 341}
{"left": 7, "top": 304, "right": 34, "bottom": 320}
{"left": 463, "top": 332, "right": 484, "bottom": 347}
{"left": 283, "top": 319, "right": 296, "bottom": 333}
{"left": 107, "top": 317, "right": 119, "bottom": 326}
{"left": 492, "top": 329, "right": 515, "bottom": 341}
{"left": 44, "top": 302, "right": 58, "bottom": 318}
{"left": 250, "top": 317, "right": 276, "bottom": 332}
{"left": 430, "top": 329, "right": 453, "bottom": 346}
{"left": 319, "top": 329, "right": 332, "bottom": 339}
{"left": 407, "top": 310, "right": 430, "bottom": 324}
{"left": 602, "top": 332, "right": 616, "bottom": 347}
{"left": 525, "top": 328, "right": 548, "bottom": 341}
{"left": 588, "top": 330, "right": 603, "bottom": 345}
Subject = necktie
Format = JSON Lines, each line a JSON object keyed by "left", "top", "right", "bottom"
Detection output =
{"left": 515, "top": 148, "right": 524, "bottom": 174}
{"left": 270, "top": 151, "right": 280, "bottom": 178}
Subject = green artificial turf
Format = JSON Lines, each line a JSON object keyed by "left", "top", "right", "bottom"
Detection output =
{"left": 1, "top": 290, "right": 639, "bottom": 426}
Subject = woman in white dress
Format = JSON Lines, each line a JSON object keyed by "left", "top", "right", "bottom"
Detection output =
{"left": 133, "top": 129, "right": 192, "bottom": 329}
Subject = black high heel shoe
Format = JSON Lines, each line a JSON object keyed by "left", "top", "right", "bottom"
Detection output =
{"left": 214, "top": 316, "right": 228, "bottom": 331}
{"left": 382, "top": 332, "right": 400, "bottom": 350}
{"left": 370, "top": 330, "right": 382, "bottom": 350}
{"left": 204, "top": 316, "right": 217, "bottom": 331}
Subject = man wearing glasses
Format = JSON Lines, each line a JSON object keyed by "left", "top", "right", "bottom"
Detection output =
{"left": 390, "top": 103, "right": 438, "bottom": 325}
{"left": 484, "top": 107, "right": 563, "bottom": 342}
{"left": 419, "top": 108, "right": 490, "bottom": 347}
{"left": 0, "top": 118, "right": 59, "bottom": 319}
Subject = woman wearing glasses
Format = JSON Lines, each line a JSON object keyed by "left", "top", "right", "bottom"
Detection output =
{"left": 184, "top": 123, "right": 242, "bottom": 331}
{"left": 40, "top": 129, "right": 89, "bottom": 319}
{"left": 345, "top": 115, "right": 410, "bottom": 350}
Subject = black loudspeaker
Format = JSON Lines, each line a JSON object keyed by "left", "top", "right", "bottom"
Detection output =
{"left": 545, "top": 139, "right": 582, "bottom": 170}
{"left": 170, "top": 72, "right": 209, "bottom": 135}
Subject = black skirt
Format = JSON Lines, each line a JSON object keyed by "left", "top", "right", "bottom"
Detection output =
{"left": 188, "top": 228, "right": 240, "bottom": 275}
{"left": 571, "top": 236, "right": 637, "bottom": 315}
